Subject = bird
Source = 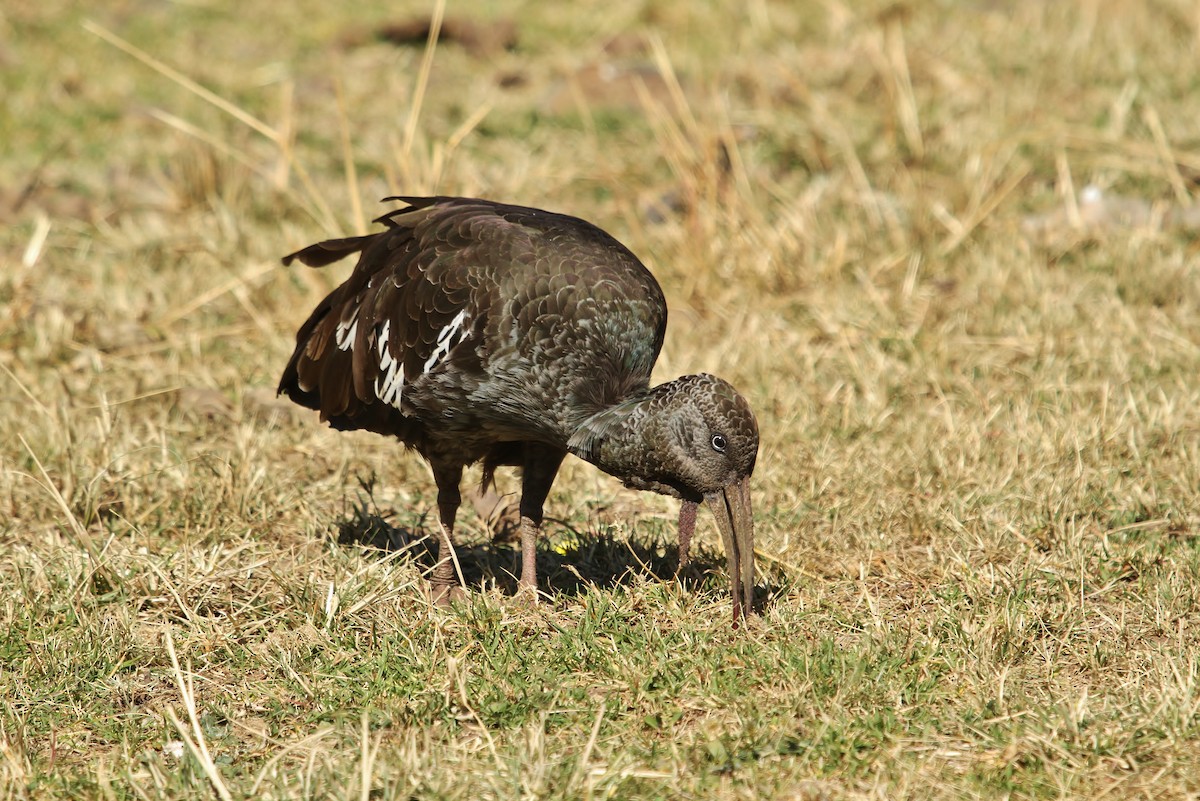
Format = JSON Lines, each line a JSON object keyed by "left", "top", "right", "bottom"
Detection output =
{"left": 278, "top": 196, "right": 760, "bottom": 622}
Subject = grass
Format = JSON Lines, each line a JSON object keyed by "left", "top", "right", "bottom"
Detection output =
{"left": 4, "top": 0, "right": 1200, "bottom": 797}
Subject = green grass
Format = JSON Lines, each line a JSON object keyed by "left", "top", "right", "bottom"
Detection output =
{"left": 4, "top": 0, "right": 1200, "bottom": 797}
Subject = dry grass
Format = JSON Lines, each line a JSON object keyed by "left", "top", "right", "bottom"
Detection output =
{"left": 4, "top": 0, "right": 1200, "bottom": 798}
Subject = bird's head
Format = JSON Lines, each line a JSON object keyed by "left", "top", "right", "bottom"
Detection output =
{"left": 568, "top": 373, "right": 759, "bottom": 621}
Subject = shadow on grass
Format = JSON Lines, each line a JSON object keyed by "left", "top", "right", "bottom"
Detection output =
{"left": 330, "top": 486, "right": 779, "bottom": 611}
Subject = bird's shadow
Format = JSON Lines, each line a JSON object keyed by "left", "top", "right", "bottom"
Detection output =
{"left": 331, "top": 490, "right": 770, "bottom": 604}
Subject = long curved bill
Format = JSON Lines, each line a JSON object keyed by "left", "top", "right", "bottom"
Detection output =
{"left": 705, "top": 476, "right": 755, "bottom": 625}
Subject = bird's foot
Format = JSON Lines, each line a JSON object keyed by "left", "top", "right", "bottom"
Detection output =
{"left": 673, "top": 555, "right": 692, "bottom": 580}
{"left": 512, "top": 581, "right": 541, "bottom": 608}
{"left": 424, "top": 581, "right": 468, "bottom": 607}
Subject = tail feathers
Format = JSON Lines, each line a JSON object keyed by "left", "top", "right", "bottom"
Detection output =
{"left": 276, "top": 284, "right": 337, "bottom": 403}
{"left": 282, "top": 235, "right": 375, "bottom": 268}
{"left": 278, "top": 234, "right": 373, "bottom": 413}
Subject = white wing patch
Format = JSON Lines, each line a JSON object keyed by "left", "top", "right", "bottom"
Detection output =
{"left": 335, "top": 308, "right": 360, "bottom": 352}
{"left": 374, "top": 319, "right": 406, "bottom": 407}
{"left": 424, "top": 309, "right": 469, "bottom": 373}
{"left": 371, "top": 311, "right": 470, "bottom": 410}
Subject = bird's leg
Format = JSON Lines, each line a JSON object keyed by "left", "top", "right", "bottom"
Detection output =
{"left": 429, "top": 463, "right": 466, "bottom": 606}
{"left": 516, "top": 445, "right": 566, "bottom": 602}
{"left": 677, "top": 499, "right": 698, "bottom": 575}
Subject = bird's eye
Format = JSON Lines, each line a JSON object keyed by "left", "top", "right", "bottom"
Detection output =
{"left": 711, "top": 434, "right": 728, "bottom": 453}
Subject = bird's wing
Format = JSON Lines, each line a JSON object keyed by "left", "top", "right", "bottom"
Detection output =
{"left": 279, "top": 197, "right": 668, "bottom": 435}
{"left": 278, "top": 200, "right": 523, "bottom": 423}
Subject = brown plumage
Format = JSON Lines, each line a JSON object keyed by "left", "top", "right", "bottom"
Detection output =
{"left": 279, "top": 197, "right": 759, "bottom": 622}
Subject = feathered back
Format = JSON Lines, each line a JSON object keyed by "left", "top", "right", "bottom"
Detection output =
{"left": 278, "top": 197, "right": 668, "bottom": 443}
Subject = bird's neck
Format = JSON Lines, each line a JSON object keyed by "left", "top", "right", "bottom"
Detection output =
{"left": 566, "top": 383, "right": 686, "bottom": 499}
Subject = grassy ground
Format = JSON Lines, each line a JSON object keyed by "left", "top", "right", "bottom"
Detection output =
{"left": 4, "top": 0, "right": 1200, "bottom": 798}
